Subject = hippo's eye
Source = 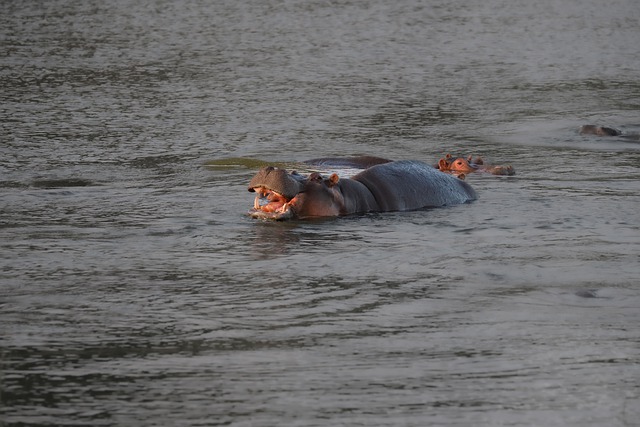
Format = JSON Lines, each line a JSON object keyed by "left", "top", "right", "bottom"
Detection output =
{"left": 309, "top": 173, "right": 323, "bottom": 182}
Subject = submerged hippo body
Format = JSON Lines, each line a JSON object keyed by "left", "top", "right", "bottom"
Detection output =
{"left": 248, "top": 160, "right": 477, "bottom": 220}
{"left": 579, "top": 125, "right": 621, "bottom": 137}
{"left": 579, "top": 125, "right": 640, "bottom": 141}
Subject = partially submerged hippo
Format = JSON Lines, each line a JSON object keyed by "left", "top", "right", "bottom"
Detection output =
{"left": 248, "top": 160, "right": 477, "bottom": 220}
{"left": 579, "top": 125, "right": 621, "bottom": 136}
{"left": 437, "top": 154, "right": 515, "bottom": 176}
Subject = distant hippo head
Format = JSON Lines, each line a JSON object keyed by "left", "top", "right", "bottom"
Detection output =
{"left": 579, "top": 125, "right": 621, "bottom": 137}
{"left": 437, "top": 154, "right": 480, "bottom": 174}
{"left": 437, "top": 153, "right": 515, "bottom": 176}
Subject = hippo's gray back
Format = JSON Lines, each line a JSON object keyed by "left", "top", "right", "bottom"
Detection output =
{"left": 352, "top": 160, "right": 477, "bottom": 212}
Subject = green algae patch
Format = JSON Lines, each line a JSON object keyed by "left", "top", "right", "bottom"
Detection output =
{"left": 203, "top": 157, "right": 316, "bottom": 173}
{"left": 203, "top": 157, "right": 280, "bottom": 170}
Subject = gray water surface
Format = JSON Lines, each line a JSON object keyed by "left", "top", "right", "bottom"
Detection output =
{"left": 2, "top": 0, "right": 640, "bottom": 426}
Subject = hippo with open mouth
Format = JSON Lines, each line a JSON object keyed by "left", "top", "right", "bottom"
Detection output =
{"left": 247, "top": 160, "right": 477, "bottom": 220}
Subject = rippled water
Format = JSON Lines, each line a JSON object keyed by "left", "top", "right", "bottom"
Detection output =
{"left": 2, "top": 0, "right": 639, "bottom": 426}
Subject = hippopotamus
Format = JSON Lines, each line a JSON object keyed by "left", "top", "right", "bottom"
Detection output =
{"left": 579, "top": 125, "right": 622, "bottom": 136}
{"left": 248, "top": 160, "right": 477, "bottom": 220}
{"left": 437, "top": 154, "right": 515, "bottom": 176}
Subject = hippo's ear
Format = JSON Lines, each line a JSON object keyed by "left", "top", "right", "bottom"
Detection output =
{"left": 438, "top": 158, "right": 449, "bottom": 171}
{"left": 327, "top": 173, "right": 340, "bottom": 187}
{"left": 445, "top": 153, "right": 453, "bottom": 160}
{"left": 457, "top": 173, "right": 466, "bottom": 180}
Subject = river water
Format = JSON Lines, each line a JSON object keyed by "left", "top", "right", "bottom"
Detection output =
{"left": 1, "top": 0, "right": 639, "bottom": 426}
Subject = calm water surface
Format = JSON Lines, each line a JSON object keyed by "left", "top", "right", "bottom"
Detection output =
{"left": 1, "top": 0, "right": 639, "bottom": 426}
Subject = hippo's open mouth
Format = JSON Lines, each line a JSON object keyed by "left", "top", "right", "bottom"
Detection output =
{"left": 249, "top": 187, "right": 295, "bottom": 220}
{"left": 247, "top": 166, "right": 305, "bottom": 220}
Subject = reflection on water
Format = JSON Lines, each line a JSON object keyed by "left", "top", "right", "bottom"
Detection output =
{"left": 247, "top": 221, "right": 303, "bottom": 260}
{"left": 2, "top": 0, "right": 640, "bottom": 426}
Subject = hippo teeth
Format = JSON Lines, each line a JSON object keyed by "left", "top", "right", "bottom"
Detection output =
{"left": 248, "top": 192, "right": 294, "bottom": 221}
{"left": 254, "top": 195, "right": 270, "bottom": 210}
{"left": 252, "top": 190, "right": 292, "bottom": 214}
{"left": 278, "top": 201, "right": 292, "bottom": 213}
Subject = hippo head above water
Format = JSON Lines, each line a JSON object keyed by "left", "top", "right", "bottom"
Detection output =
{"left": 438, "top": 154, "right": 481, "bottom": 174}
{"left": 248, "top": 166, "right": 347, "bottom": 220}
{"left": 579, "top": 125, "right": 621, "bottom": 137}
{"left": 247, "top": 161, "right": 477, "bottom": 220}
{"left": 437, "top": 154, "right": 515, "bottom": 176}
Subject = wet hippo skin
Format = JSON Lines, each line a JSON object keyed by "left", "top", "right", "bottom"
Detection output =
{"left": 248, "top": 160, "right": 477, "bottom": 220}
{"left": 579, "top": 125, "right": 622, "bottom": 136}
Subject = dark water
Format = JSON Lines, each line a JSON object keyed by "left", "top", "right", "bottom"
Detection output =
{"left": 2, "top": 0, "right": 639, "bottom": 426}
